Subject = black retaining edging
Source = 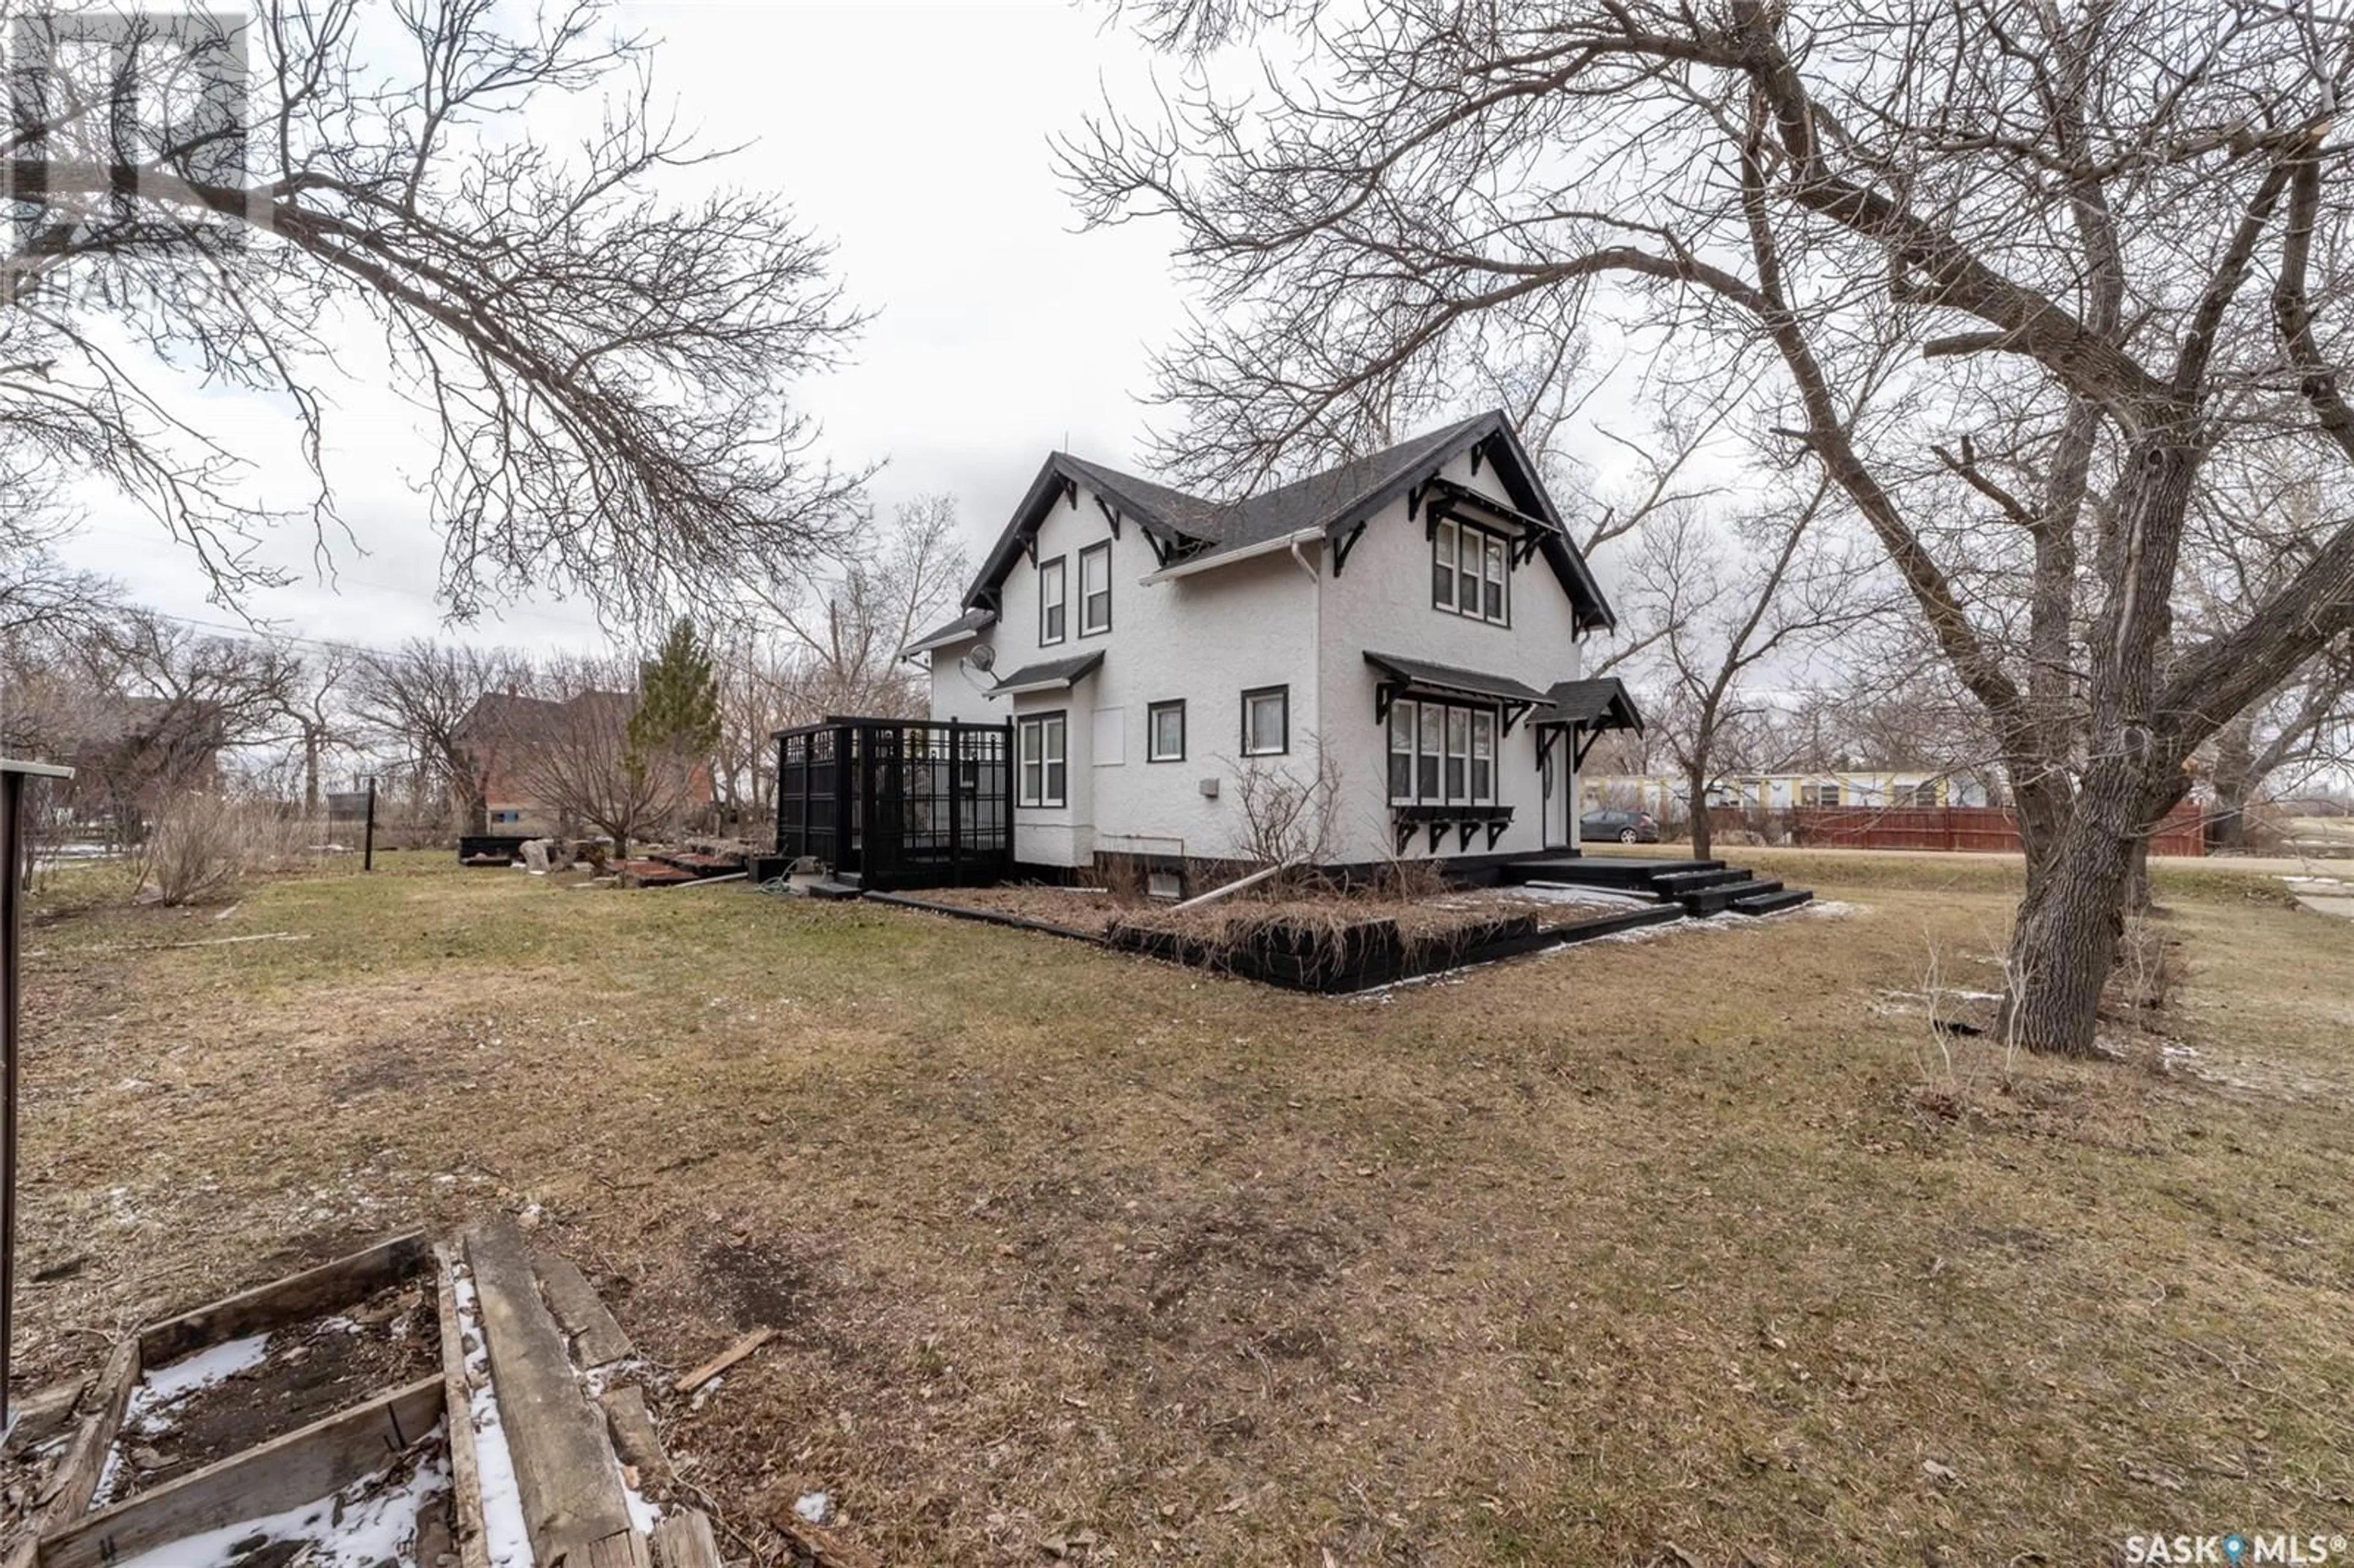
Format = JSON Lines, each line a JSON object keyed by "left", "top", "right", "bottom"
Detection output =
{"left": 861, "top": 890, "right": 1107, "bottom": 944}
{"left": 856, "top": 889, "right": 1693, "bottom": 994}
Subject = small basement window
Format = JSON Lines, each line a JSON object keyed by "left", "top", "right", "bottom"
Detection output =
{"left": 1148, "top": 868, "right": 1182, "bottom": 900}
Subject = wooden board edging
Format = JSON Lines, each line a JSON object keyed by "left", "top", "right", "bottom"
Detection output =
{"left": 433, "top": 1243, "right": 492, "bottom": 1568}
{"left": 138, "top": 1231, "right": 431, "bottom": 1367}
{"left": 38, "top": 1376, "right": 444, "bottom": 1568}
{"left": 463, "top": 1222, "right": 638, "bottom": 1568}
{"left": 0, "top": 1338, "right": 140, "bottom": 1568}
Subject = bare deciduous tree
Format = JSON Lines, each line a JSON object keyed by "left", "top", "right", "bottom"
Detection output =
{"left": 1066, "top": 0, "right": 2354, "bottom": 1054}
{"left": 502, "top": 657, "right": 687, "bottom": 858}
{"left": 1619, "top": 481, "right": 1882, "bottom": 859}
{"left": 349, "top": 638, "right": 532, "bottom": 836}
{"left": 2, "top": 1, "right": 867, "bottom": 620}
{"left": 769, "top": 494, "right": 969, "bottom": 718}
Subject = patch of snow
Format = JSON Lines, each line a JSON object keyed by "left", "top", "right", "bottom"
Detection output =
{"left": 619, "top": 1456, "right": 663, "bottom": 1532}
{"left": 451, "top": 1269, "right": 535, "bottom": 1568}
{"left": 794, "top": 1491, "right": 833, "bottom": 1524}
{"left": 108, "top": 1440, "right": 448, "bottom": 1568}
{"left": 319, "top": 1314, "right": 363, "bottom": 1335}
{"left": 134, "top": 1332, "right": 272, "bottom": 1416}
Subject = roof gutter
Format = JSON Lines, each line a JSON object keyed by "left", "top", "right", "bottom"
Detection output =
{"left": 1137, "top": 526, "right": 1324, "bottom": 585}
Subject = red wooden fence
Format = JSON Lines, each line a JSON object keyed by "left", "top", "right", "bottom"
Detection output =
{"left": 1785, "top": 803, "right": 2207, "bottom": 856}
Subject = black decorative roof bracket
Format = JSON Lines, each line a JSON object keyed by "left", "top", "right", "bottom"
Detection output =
{"left": 1330, "top": 520, "right": 1366, "bottom": 576}
{"left": 1060, "top": 476, "right": 1080, "bottom": 509}
{"left": 1575, "top": 725, "right": 1604, "bottom": 770}
{"left": 1501, "top": 699, "right": 1532, "bottom": 737}
{"left": 1095, "top": 497, "right": 1122, "bottom": 538}
{"left": 1393, "top": 816, "right": 1417, "bottom": 856}
{"left": 1426, "top": 820, "right": 1449, "bottom": 853}
{"left": 1022, "top": 531, "right": 1038, "bottom": 566}
{"left": 1485, "top": 818, "right": 1510, "bottom": 850}
{"left": 1374, "top": 682, "right": 1399, "bottom": 727}
{"left": 1469, "top": 439, "right": 1486, "bottom": 475}
{"left": 1407, "top": 479, "right": 1428, "bottom": 522}
{"left": 1456, "top": 820, "right": 1479, "bottom": 851}
{"left": 1534, "top": 727, "right": 1555, "bottom": 774}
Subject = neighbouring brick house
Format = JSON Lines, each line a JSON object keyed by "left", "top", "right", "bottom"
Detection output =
{"left": 453, "top": 690, "right": 716, "bottom": 837}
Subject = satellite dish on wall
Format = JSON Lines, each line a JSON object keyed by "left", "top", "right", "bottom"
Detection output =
{"left": 966, "top": 642, "right": 997, "bottom": 673}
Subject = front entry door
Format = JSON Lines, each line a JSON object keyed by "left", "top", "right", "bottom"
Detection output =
{"left": 1541, "top": 731, "right": 1571, "bottom": 850}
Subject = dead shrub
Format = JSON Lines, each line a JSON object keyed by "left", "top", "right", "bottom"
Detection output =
{"left": 2103, "top": 916, "right": 2178, "bottom": 1020}
{"left": 134, "top": 793, "right": 313, "bottom": 906}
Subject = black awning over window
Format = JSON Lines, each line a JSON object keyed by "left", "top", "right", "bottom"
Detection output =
{"left": 1363, "top": 650, "right": 1550, "bottom": 705}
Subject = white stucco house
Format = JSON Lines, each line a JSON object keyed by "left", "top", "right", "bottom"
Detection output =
{"left": 845, "top": 410, "right": 1641, "bottom": 891}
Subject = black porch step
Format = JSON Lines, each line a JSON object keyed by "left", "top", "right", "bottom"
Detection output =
{"left": 1502, "top": 856, "right": 1721, "bottom": 891}
{"left": 1678, "top": 876, "right": 1783, "bottom": 915}
{"left": 1650, "top": 866, "right": 1751, "bottom": 894}
{"left": 1731, "top": 887, "right": 1816, "bottom": 916}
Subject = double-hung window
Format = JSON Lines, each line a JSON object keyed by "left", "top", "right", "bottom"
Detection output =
{"left": 1018, "top": 713, "right": 1066, "bottom": 807}
{"left": 1388, "top": 699, "right": 1499, "bottom": 807}
{"left": 1038, "top": 556, "right": 1067, "bottom": 645}
{"left": 1241, "top": 686, "right": 1289, "bottom": 756}
{"left": 1078, "top": 541, "right": 1112, "bottom": 636}
{"left": 1147, "top": 700, "right": 1186, "bottom": 762}
{"left": 1431, "top": 519, "right": 1509, "bottom": 625}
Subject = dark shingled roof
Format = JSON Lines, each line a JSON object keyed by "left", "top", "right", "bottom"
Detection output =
{"left": 1533, "top": 677, "right": 1644, "bottom": 733}
{"left": 962, "top": 411, "right": 1615, "bottom": 633}
{"left": 989, "top": 651, "right": 1105, "bottom": 694}
{"left": 1363, "top": 650, "right": 1552, "bottom": 706}
{"left": 901, "top": 606, "right": 997, "bottom": 659}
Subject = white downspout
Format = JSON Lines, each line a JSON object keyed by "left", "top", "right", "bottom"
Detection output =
{"left": 1288, "top": 536, "right": 1324, "bottom": 855}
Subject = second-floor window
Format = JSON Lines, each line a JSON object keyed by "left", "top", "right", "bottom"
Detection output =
{"left": 1039, "top": 555, "right": 1067, "bottom": 644}
{"left": 1432, "top": 519, "right": 1509, "bottom": 625}
{"left": 1079, "top": 541, "right": 1112, "bottom": 636}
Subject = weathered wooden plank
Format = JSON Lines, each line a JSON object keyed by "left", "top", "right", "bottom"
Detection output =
{"left": 676, "top": 1327, "right": 774, "bottom": 1394}
{"left": 39, "top": 1376, "right": 444, "bottom": 1568}
{"left": 583, "top": 1529, "right": 655, "bottom": 1568}
{"left": 7, "top": 1334, "right": 141, "bottom": 1567}
{"left": 530, "top": 1245, "right": 633, "bottom": 1368}
{"left": 650, "top": 1508, "right": 723, "bottom": 1568}
{"left": 433, "top": 1243, "right": 492, "bottom": 1568}
{"left": 138, "top": 1231, "right": 430, "bottom": 1365}
{"left": 464, "top": 1221, "right": 635, "bottom": 1568}
{"left": 599, "top": 1384, "right": 672, "bottom": 1496}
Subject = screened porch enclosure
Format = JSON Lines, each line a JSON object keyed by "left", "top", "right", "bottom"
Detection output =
{"left": 774, "top": 718, "right": 1014, "bottom": 890}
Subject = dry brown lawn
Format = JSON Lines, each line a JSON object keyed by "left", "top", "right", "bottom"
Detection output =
{"left": 10, "top": 851, "right": 2354, "bottom": 1565}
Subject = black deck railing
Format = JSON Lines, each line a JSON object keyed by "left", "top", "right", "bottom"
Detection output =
{"left": 774, "top": 717, "right": 1014, "bottom": 890}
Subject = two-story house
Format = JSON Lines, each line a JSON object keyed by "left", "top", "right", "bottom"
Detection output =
{"left": 885, "top": 410, "right": 1641, "bottom": 889}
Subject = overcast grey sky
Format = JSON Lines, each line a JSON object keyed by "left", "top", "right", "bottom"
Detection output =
{"left": 56, "top": 1, "right": 1192, "bottom": 652}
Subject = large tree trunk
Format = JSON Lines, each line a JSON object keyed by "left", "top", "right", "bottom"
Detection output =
{"left": 1998, "top": 770, "right": 2141, "bottom": 1054}
{"left": 2207, "top": 715, "right": 2257, "bottom": 850}
{"left": 2001, "top": 438, "right": 2198, "bottom": 1053}
{"left": 1686, "top": 756, "right": 1713, "bottom": 861}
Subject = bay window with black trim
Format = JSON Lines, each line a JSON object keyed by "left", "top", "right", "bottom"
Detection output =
{"left": 1078, "top": 541, "right": 1112, "bottom": 636}
{"left": 1038, "top": 555, "right": 1067, "bottom": 645}
{"left": 1017, "top": 712, "right": 1066, "bottom": 807}
{"left": 1387, "top": 699, "right": 1499, "bottom": 807}
{"left": 1431, "top": 518, "right": 1509, "bottom": 625}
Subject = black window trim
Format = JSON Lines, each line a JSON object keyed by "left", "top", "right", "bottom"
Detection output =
{"left": 1240, "top": 683, "right": 1290, "bottom": 757}
{"left": 1077, "top": 539, "right": 1113, "bottom": 638}
{"left": 1431, "top": 516, "right": 1513, "bottom": 628}
{"left": 1388, "top": 695, "right": 1502, "bottom": 807}
{"left": 1016, "top": 708, "right": 1068, "bottom": 808}
{"left": 1146, "top": 698, "right": 1186, "bottom": 763}
{"left": 1038, "top": 554, "right": 1068, "bottom": 647}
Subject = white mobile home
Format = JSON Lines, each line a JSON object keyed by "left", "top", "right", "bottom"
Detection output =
{"left": 879, "top": 412, "right": 1639, "bottom": 890}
